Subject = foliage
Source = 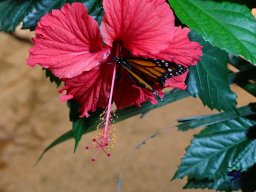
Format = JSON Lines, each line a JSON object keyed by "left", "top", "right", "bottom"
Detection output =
{"left": 175, "top": 117, "right": 256, "bottom": 191}
{"left": 0, "top": 0, "right": 102, "bottom": 31}
{"left": 168, "top": 0, "right": 256, "bottom": 64}
{"left": 0, "top": 0, "right": 256, "bottom": 191}
{"left": 187, "top": 32, "right": 237, "bottom": 111}
{"left": 44, "top": 69, "right": 62, "bottom": 87}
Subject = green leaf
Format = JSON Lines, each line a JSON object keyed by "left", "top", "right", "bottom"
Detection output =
{"left": 83, "top": 0, "right": 97, "bottom": 12}
{"left": 34, "top": 131, "right": 73, "bottom": 165}
{"left": 0, "top": 0, "right": 66, "bottom": 31}
{"left": 37, "top": 89, "right": 190, "bottom": 161}
{"left": 185, "top": 176, "right": 240, "bottom": 191}
{"left": 0, "top": 0, "right": 32, "bottom": 31}
{"left": 72, "top": 118, "right": 85, "bottom": 152}
{"left": 22, "top": 0, "right": 103, "bottom": 30}
{"left": 183, "top": 178, "right": 214, "bottom": 189}
{"left": 22, "top": 0, "right": 64, "bottom": 30}
{"left": 168, "top": 0, "right": 256, "bottom": 64}
{"left": 228, "top": 56, "right": 256, "bottom": 97}
{"left": 82, "top": 0, "right": 103, "bottom": 24}
{"left": 187, "top": 31, "right": 237, "bottom": 112}
{"left": 184, "top": 177, "right": 241, "bottom": 191}
{"left": 229, "top": 55, "right": 255, "bottom": 71}
{"left": 68, "top": 99, "right": 80, "bottom": 122}
{"left": 69, "top": 103, "right": 103, "bottom": 152}
{"left": 0, "top": 0, "right": 103, "bottom": 32}
{"left": 178, "top": 103, "right": 256, "bottom": 131}
{"left": 90, "top": 6, "right": 103, "bottom": 24}
{"left": 45, "top": 69, "right": 62, "bottom": 87}
{"left": 84, "top": 0, "right": 101, "bottom": 12}
{"left": 174, "top": 117, "right": 256, "bottom": 190}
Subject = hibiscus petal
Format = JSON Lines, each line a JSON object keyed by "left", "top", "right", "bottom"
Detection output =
{"left": 101, "top": 0, "right": 175, "bottom": 56}
{"left": 155, "top": 27, "right": 203, "bottom": 66}
{"left": 114, "top": 70, "right": 158, "bottom": 109}
{"left": 164, "top": 70, "right": 188, "bottom": 90}
{"left": 62, "top": 63, "right": 114, "bottom": 117}
{"left": 27, "top": 3, "right": 110, "bottom": 78}
{"left": 146, "top": 0, "right": 167, "bottom": 6}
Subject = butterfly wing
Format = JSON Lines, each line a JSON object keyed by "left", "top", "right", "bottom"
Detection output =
{"left": 114, "top": 57, "right": 187, "bottom": 97}
{"left": 126, "top": 58, "right": 187, "bottom": 86}
{"left": 119, "top": 64, "right": 160, "bottom": 97}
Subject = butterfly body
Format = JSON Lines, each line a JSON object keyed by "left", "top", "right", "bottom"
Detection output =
{"left": 114, "top": 57, "right": 187, "bottom": 97}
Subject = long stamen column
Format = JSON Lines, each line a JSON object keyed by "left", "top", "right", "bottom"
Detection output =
{"left": 85, "top": 64, "right": 117, "bottom": 161}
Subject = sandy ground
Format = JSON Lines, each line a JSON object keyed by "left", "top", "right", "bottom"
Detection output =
{"left": 0, "top": 31, "right": 254, "bottom": 192}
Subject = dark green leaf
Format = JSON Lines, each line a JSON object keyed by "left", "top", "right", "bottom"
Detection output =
{"left": 68, "top": 99, "right": 80, "bottom": 122}
{"left": 90, "top": 6, "right": 103, "bottom": 24}
{"left": 83, "top": 0, "right": 98, "bottom": 12}
{"left": 184, "top": 177, "right": 240, "bottom": 191}
{"left": 67, "top": 99, "right": 103, "bottom": 151}
{"left": 168, "top": 0, "right": 256, "bottom": 64}
{"left": 35, "top": 131, "right": 73, "bottom": 165}
{"left": 84, "top": 0, "right": 101, "bottom": 12}
{"left": 72, "top": 118, "right": 85, "bottom": 152}
{"left": 187, "top": 32, "right": 237, "bottom": 111}
{"left": 83, "top": 0, "right": 103, "bottom": 24}
{"left": 174, "top": 117, "right": 256, "bottom": 190}
{"left": 178, "top": 103, "right": 256, "bottom": 131}
{"left": 228, "top": 56, "right": 256, "bottom": 97}
{"left": 229, "top": 55, "right": 255, "bottom": 71}
{"left": 22, "top": 0, "right": 103, "bottom": 30}
{"left": 45, "top": 69, "right": 62, "bottom": 87}
{"left": 22, "top": 0, "right": 64, "bottom": 30}
{"left": 184, "top": 178, "right": 214, "bottom": 189}
{"left": 0, "top": 0, "right": 103, "bottom": 32}
{"left": 0, "top": 0, "right": 32, "bottom": 31}
{"left": 22, "top": 0, "right": 103, "bottom": 29}
{"left": 0, "top": 0, "right": 65, "bottom": 31}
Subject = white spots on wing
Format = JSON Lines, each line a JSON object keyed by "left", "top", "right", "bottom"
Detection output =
{"left": 115, "top": 57, "right": 128, "bottom": 66}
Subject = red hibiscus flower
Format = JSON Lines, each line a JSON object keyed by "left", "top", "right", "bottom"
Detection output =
{"left": 27, "top": 0, "right": 202, "bottom": 160}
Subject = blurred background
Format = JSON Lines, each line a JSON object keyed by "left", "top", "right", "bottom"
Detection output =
{"left": 0, "top": 29, "right": 254, "bottom": 192}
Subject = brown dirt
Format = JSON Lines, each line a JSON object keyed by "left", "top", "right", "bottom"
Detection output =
{"left": 0, "top": 31, "right": 254, "bottom": 192}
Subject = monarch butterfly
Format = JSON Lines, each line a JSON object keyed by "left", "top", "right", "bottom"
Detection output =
{"left": 114, "top": 57, "right": 187, "bottom": 97}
